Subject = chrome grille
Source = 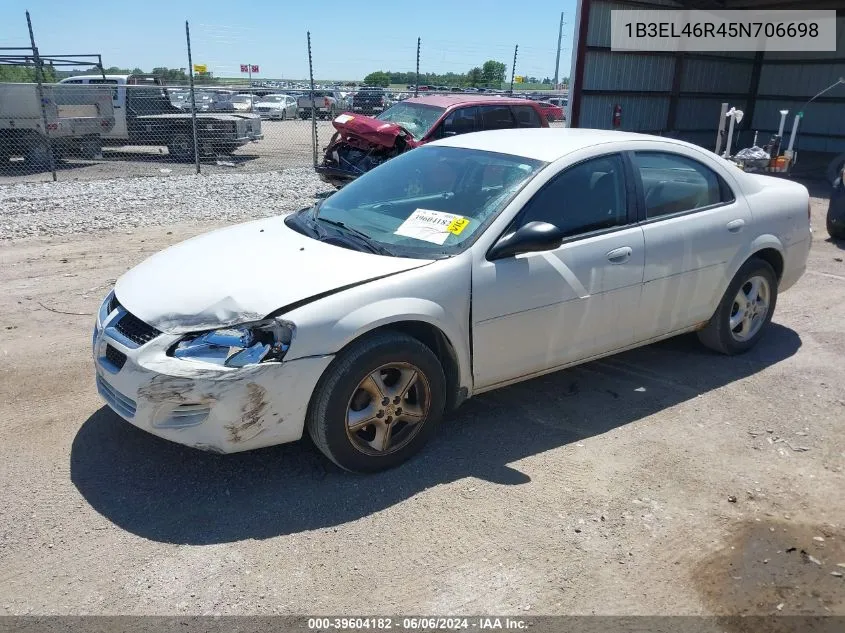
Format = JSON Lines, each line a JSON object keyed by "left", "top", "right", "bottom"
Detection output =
{"left": 96, "top": 375, "right": 137, "bottom": 419}
{"left": 114, "top": 310, "right": 161, "bottom": 346}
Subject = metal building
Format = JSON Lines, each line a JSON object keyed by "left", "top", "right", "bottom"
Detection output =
{"left": 567, "top": 0, "right": 845, "bottom": 176}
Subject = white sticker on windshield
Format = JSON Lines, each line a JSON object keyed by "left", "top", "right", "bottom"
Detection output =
{"left": 394, "top": 209, "right": 466, "bottom": 245}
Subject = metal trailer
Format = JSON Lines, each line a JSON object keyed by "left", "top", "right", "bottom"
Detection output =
{"left": 0, "top": 82, "right": 115, "bottom": 165}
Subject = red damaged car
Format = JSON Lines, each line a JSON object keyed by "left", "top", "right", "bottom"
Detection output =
{"left": 317, "top": 94, "right": 549, "bottom": 187}
{"left": 534, "top": 101, "right": 565, "bottom": 123}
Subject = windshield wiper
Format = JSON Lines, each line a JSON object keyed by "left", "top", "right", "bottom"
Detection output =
{"left": 316, "top": 217, "right": 395, "bottom": 256}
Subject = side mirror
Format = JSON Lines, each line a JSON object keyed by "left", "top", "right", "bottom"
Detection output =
{"left": 487, "top": 221, "right": 564, "bottom": 260}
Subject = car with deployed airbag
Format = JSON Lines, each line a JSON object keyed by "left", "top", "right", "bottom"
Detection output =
{"left": 94, "top": 128, "right": 811, "bottom": 472}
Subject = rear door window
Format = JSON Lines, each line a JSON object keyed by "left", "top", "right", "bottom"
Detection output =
{"left": 477, "top": 105, "right": 516, "bottom": 130}
{"left": 633, "top": 152, "right": 732, "bottom": 218}
{"left": 511, "top": 105, "right": 542, "bottom": 127}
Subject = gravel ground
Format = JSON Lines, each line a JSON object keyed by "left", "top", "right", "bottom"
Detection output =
{"left": 0, "top": 168, "right": 333, "bottom": 240}
{"left": 0, "top": 179, "right": 843, "bottom": 618}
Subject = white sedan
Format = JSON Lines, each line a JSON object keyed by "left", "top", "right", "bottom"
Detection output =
{"left": 253, "top": 94, "right": 298, "bottom": 120}
{"left": 93, "top": 128, "right": 811, "bottom": 472}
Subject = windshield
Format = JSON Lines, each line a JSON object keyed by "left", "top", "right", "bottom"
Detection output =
{"left": 376, "top": 102, "right": 445, "bottom": 139}
{"left": 304, "top": 146, "right": 544, "bottom": 258}
{"left": 231, "top": 95, "right": 253, "bottom": 103}
{"left": 261, "top": 95, "right": 285, "bottom": 102}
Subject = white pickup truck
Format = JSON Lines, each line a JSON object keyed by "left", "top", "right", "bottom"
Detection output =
{"left": 0, "top": 82, "right": 115, "bottom": 165}
{"left": 59, "top": 74, "right": 263, "bottom": 160}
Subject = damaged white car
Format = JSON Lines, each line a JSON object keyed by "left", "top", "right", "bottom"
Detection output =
{"left": 93, "top": 128, "right": 811, "bottom": 472}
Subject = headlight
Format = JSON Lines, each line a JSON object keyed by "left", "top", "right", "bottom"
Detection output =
{"left": 170, "top": 319, "right": 294, "bottom": 368}
{"left": 98, "top": 290, "right": 117, "bottom": 327}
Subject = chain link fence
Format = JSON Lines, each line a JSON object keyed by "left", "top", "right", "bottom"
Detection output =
{"left": 1, "top": 22, "right": 568, "bottom": 186}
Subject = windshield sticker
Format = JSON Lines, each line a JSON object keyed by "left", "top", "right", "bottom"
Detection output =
{"left": 446, "top": 217, "right": 469, "bottom": 235}
{"left": 395, "top": 209, "right": 467, "bottom": 245}
{"left": 335, "top": 114, "right": 354, "bottom": 124}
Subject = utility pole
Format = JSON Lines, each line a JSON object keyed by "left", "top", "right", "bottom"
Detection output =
{"left": 415, "top": 37, "right": 420, "bottom": 97}
{"left": 185, "top": 21, "right": 201, "bottom": 174}
{"left": 553, "top": 11, "right": 564, "bottom": 90}
{"left": 26, "top": 11, "right": 57, "bottom": 182}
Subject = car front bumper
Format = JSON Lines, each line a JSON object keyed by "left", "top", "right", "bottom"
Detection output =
{"left": 92, "top": 306, "right": 333, "bottom": 454}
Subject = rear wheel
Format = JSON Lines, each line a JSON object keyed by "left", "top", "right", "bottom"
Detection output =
{"left": 77, "top": 136, "right": 102, "bottom": 160}
{"left": 306, "top": 331, "right": 447, "bottom": 473}
{"left": 828, "top": 207, "right": 845, "bottom": 240}
{"left": 25, "top": 141, "right": 52, "bottom": 167}
{"left": 167, "top": 133, "right": 195, "bottom": 161}
{"left": 697, "top": 258, "right": 778, "bottom": 355}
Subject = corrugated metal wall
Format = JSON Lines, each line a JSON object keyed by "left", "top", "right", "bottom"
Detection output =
{"left": 573, "top": 1, "right": 845, "bottom": 155}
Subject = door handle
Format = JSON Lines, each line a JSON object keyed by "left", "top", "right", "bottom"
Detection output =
{"left": 726, "top": 219, "right": 746, "bottom": 232}
{"left": 606, "top": 246, "right": 632, "bottom": 263}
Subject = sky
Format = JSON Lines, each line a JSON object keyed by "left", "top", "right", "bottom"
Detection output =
{"left": 3, "top": 0, "right": 577, "bottom": 81}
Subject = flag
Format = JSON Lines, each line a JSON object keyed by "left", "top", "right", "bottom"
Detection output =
{"left": 240, "top": 64, "right": 248, "bottom": 73}
{"left": 251, "top": 65, "right": 259, "bottom": 73}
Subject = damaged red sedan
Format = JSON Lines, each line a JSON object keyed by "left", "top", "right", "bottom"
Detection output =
{"left": 317, "top": 94, "right": 549, "bottom": 187}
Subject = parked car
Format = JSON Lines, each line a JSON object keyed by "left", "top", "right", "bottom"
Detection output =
{"left": 92, "top": 128, "right": 810, "bottom": 472}
{"left": 351, "top": 87, "right": 388, "bottom": 115}
{"left": 229, "top": 94, "right": 259, "bottom": 112}
{"left": 253, "top": 94, "right": 298, "bottom": 120}
{"left": 548, "top": 97, "right": 568, "bottom": 108}
{"left": 297, "top": 90, "right": 345, "bottom": 120}
{"left": 534, "top": 101, "right": 564, "bottom": 122}
{"left": 827, "top": 163, "right": 845, "bottom": 239}
{"left": 318, "top": 94, "right": 548, "bottom": 187}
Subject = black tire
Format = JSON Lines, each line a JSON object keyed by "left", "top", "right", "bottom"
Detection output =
{"left": 77, "top": 136, "right": 102, "bottom": 160}
{"left": 25, "top": 141, "right": 53, "bottom": 167}
{"left": 697, "top": 258, "right": 778, "bottom": 355}
{"left": 167, "top": 133, "right": 195, "bottom": 161}
{"left": 306, "top": 331, "right": 447, "bottom": 473}
{"left": 827, "top": 183, "right": 845, "bottom": 239}
{"left": 828, "top": 211, "right": 845, "bottom": 240}
{"left": 281, "top": 110, "right": 287, "bottom": 121}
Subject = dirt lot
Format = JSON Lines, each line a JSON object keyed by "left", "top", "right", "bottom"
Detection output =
{"left": 0, "top": 186, "right": 843, "bottom": 617}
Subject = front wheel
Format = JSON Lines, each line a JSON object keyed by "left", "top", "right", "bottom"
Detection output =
{"left": 306, "top": 331, "right": 447, "bottom": 473}
{"left": 697, "top": 258, "right": 778, "bottom": 355}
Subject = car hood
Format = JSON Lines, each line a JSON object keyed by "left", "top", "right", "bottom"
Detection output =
{"left": 114, "top": 216, "right": 433, "bottom": 334}
{"left": 332, "top": 113, "right": 415, "bottom": 149}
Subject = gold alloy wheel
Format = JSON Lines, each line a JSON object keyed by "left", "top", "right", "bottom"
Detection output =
{"left": 729, "top": 274, "right": 771, "bottom": 342}
{"left": 345, "top": 362, "right": 431, "bottom": 455}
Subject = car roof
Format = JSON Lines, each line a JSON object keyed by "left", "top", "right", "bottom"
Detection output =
{"left": 429, "top": 128, "right": 700, "bottom": 162}
{"left": 402, "top": 94, "right": 537, "bottom": 108}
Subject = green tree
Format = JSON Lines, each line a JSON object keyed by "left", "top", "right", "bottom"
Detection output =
{"left": 467, "top": 67, "right": 482, "bottom": 86}
{"left": 481, "top": 60, "right": 506, "bottom": 86}
{"left": 363, "top": 71, "right": 390, "bottom": 87}
{"left": 0, "top": 63, "right": 57, "bottom": 83}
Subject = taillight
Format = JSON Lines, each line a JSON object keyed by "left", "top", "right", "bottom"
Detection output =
{"left": 46, "top": 123, "right": 58, "bottom": 131}
{"left": 324, "top": 97, "right": 330, "bottom": 108}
